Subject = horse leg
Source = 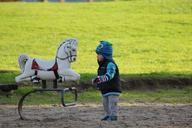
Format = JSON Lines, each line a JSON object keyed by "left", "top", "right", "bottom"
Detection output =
{"left": 58, "top": 69, "right": 80, "bottom": 82}
{"left": 15, "top": 66, "right": 36, "bottom": 83}
{"left": 15, "top": 58, "right": 38, "bottom": 83}
{"left": 15, "top": 73, "right": 33, "bottom": 83}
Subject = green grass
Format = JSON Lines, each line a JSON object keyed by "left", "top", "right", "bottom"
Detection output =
{"left": 122, "top": 87, "right": 192, "bottom": 104}
{"left": 0, "top": 87, "right": 192, "bottom": 105}
{"left": 0, "top": 0, "right": 191, "bottom": 82}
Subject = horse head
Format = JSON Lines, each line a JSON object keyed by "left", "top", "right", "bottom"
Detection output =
{"left": 56, "top": 38, "right": 78, "bottom": 63}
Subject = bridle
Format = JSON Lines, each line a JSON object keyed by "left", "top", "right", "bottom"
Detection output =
{"left": 56, "top": 39, "right": 77, "bottom": 62}
{"left": 56, "top": 50, "right": 77, "bottom": 61}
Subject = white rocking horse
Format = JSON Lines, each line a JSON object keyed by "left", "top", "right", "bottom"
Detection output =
{"left": 15, "top": 38, "right": 80, "bottom": 84}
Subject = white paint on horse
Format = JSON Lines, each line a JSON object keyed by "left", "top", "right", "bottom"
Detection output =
{"left": 15, "top": 38, "right": 80, "bottom": 83}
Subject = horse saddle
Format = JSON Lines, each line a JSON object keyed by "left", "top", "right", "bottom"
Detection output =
{"left": 31, "top": 59, "right": 58, "bottom": 71}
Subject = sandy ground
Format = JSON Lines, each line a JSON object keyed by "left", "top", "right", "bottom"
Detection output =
{"left": 0, "top": 103, "right": 192, "bottom": 128}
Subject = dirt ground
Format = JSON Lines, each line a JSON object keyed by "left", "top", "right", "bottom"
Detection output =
{"left": 0, "top": 103, "right": 192, "bottom": 128}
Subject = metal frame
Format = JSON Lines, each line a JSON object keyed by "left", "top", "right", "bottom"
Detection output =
{"left": 18, "top": 80, "right": 77, "bottom": 120}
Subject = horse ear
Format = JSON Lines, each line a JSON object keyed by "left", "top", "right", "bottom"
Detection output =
{"left": 74, "top": 38, "right": 78, "bottom": 44}
{"left": 72, "top": 38, "right": 78, "bottom": 46}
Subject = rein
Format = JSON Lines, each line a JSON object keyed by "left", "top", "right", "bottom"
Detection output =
{"left": 56, "top": 55, "right": 77, "bottom": 61}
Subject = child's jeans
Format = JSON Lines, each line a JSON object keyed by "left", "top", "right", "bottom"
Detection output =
{"left": 102, "top": 95, "right": 119, "bottom": 117}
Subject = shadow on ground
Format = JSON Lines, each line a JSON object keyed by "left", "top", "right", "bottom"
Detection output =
{"left": 0, "top": 70, "right": 192, "bottom": 90}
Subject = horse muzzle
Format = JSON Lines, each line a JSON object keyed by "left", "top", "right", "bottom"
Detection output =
{"left": 69, "top": 55, "right": 77, "bottom": 62}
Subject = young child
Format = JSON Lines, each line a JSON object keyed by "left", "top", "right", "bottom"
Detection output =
{"left": 92, "top": 40, "right": 121, "bottom": 121}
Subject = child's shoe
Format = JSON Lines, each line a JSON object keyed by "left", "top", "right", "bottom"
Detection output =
{"left": 101, "top": 116, "right": 109, "bottom": 121}
{"left": 108, "top": 116, "right": 118, "bottom": 121}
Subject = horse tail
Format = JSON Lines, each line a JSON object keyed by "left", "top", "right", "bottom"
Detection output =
{"left": 18, "top": 54, "right": 29, "bottom": 73}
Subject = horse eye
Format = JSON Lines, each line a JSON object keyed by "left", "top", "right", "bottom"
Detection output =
{"left": 72, "top": 49, "right": 76, "bottom": 52}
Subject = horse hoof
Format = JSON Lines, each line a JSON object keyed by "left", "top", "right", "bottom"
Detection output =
{"left": 32, "top": 80, "right": 40, "bottom": 84}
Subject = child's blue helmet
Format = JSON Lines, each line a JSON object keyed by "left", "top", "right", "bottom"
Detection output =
{"left": 96, "top": 40, "right": 113, "bottom": 60}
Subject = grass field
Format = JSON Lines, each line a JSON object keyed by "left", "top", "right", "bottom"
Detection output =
{"left": 1, "top": 86, "right": 192, "bottom": 104}
{"left": 0, "top": 0, "right": 192, "bottom": 81}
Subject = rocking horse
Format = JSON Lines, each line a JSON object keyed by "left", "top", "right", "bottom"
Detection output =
{"left": 15, "top": 38, "right": 80, "bottom": 83}
{"left": 15, "top": 38, "right": 80, "bottom": 120}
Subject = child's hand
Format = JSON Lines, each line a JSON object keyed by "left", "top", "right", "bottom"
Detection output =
{"left": 92, "top": 76, "right": 101, "bottom": 85}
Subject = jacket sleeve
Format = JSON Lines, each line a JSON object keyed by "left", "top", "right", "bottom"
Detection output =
{"left": 98, "top": 62, "right": 116, "bottom": 83}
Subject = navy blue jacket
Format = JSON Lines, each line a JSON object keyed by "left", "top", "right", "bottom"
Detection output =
{"left": 97, "top": 59, "right": 121, "bottom": 95}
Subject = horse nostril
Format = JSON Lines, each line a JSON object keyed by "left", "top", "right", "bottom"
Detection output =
{"left": 73, "top": 58, "right": 76, "bottom": 61}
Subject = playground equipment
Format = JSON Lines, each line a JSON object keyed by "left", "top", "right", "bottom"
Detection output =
{"left": 17, "top": 80, "right": 78, "bottom": 120}
{"left": 15, "top": 38, "right": 80, "bottom": 83}
{"left": 0, "top": 38, "right": 80, "bottom": 120}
